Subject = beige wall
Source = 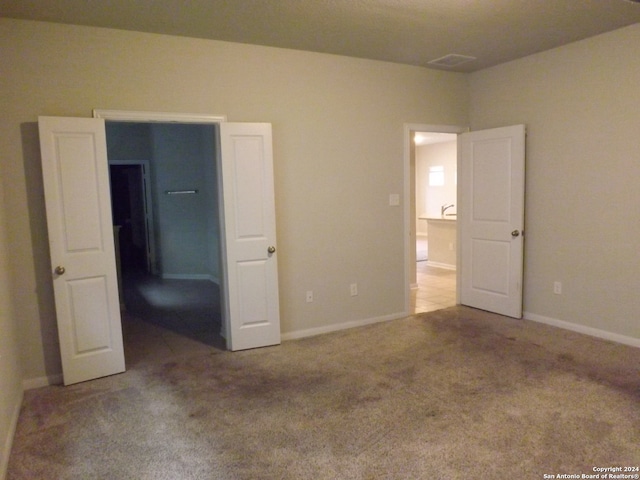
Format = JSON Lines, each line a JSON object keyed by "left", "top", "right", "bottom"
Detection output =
{"left": 0, "top": 173, "right": 23, "bottom": 477}
{"left": 469, "top": 24, "right": 640, "bottom": 340}
{"left": 0, "top": 18, "right": 469, "bottom": 383}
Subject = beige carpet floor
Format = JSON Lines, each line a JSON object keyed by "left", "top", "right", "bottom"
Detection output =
{"left": 8, "top": 306, "right": 640, "bottom": 479}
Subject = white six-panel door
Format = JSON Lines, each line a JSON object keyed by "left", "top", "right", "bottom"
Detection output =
{"left": 38, "top": 116, "right": 125, "bottom": 385}
{"left": 219, "top": 123, "right": 281, "bottom": 350}
{"left": 459, "top": 125, "right": 526, "bottom": 318}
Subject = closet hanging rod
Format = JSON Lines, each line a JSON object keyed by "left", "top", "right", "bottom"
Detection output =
{"left": 165, "top": 189, "right": 198, "bottom": 195}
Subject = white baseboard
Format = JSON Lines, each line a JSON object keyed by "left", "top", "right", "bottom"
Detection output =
{"left": 524, "top": 311, "right": 640, "bottom": 348}
{"left": 282, "top": 310, "right": 640, "bottom": 348}
{"left": 22, "top": 374, "right": 63, "bottom": 391}
{"left": 1, "top": 389, "right": 23, "bottom": 480}
{"left": 281, "top": 312, "right": 407, "bottom": 341}
{"left": 425, "top": 261, "right": 456, "bottom": 271}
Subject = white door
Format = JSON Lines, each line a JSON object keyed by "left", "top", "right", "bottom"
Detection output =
{"left": 219, "top": 123, "right": 281, "bottom": 350}
{"left": 38, "top": 116, "right": 125, "bottom": 385}
{"left": 459, "top": 124, "right": 526, "bottom": 318}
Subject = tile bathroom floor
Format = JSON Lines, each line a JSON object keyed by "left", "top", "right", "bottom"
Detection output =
{"left": 411, "top": 261, "right": 457, "bottom": 314}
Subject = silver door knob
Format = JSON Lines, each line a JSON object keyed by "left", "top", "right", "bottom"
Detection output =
{"left": 511, "top": 230, "right": 520, "bottom": 238}
{"left": 54, "top": 266, "right": 66, "bottom": 275}
{"left": 267, "top": 246, "right": 276, "bottom": 254}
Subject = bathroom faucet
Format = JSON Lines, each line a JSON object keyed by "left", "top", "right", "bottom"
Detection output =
{"left": 441, "top": 204, "right": 455, "bottom": 217}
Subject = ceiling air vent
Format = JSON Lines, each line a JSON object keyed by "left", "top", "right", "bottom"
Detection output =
{"left": 428, "top": 54, "right": 477, "bottom": 68}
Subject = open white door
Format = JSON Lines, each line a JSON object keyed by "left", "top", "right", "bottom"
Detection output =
{"left": 459, "top": 124, "right": 525, "bottom": 318}
{"left": 38, "top": 116, "right": 125, "bottom": 385}
{"left": 219, "top": 123, "right": 281, "bottom": 351}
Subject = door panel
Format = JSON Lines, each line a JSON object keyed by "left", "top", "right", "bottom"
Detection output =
{"left": 237, "top": 260, "right": 270, "bottom": 325}
{"left": 471, "top": 143, "right": 511, "bottom": 221}
{"left": 470, "top": 239, "right": 510, "bottom": 294}
{"left": 459, "top": 124, "right": 525, "bottom": 318}
{"left": 39, "top": 116, "right": 125, "bottom": 385}
{"left": 57, "top": 135, "right": 104, "bottom": 250}
{"left": 220, "top": 123, "right": 281, "bottom": 350}
{"left": 67, "top": 276, "right": 111, "bottom": 352}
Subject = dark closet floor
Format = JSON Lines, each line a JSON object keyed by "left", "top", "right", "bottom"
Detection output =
{"left": 121, "top": 271, "right": 226, "bottom": 367}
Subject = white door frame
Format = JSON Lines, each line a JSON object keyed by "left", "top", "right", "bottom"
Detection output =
{"left": 403, "top": 123, "right": 467, "bottom": 314}
{"left": 108, "top": 160, "right": 156, "bottom": 274}
{"left": 93, "top": 110, "right": 227, "bottom": 124}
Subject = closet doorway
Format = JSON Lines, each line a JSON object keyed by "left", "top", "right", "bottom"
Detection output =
{"left": 107, "top": 122, "right": 225, "bottom": 365}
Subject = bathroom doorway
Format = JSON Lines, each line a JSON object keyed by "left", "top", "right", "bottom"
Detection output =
{"left": 405, "top": 124, "right": 464, "bottom": 314}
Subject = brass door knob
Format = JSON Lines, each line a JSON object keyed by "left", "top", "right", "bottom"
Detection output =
{"left": 267, "top": 246, "right": 276, "bottom": 254}
{"left": 54, "top": 266, "right": 66, "bottom": 275}
{"left": 511, "top": 230, "right": 520, "bottom": 238}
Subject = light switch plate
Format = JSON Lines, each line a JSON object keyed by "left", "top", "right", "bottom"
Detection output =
{"left": 389, "top": 193, "right": 400, "bottom": 206}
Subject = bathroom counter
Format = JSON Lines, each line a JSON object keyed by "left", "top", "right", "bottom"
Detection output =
{"left": 425, "top": 218, "right": 457, "bottom": 269}
{"left": 423, "top": 216, "right": 457, "bottom": 223}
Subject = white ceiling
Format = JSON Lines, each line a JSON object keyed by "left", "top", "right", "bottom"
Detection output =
{"left": 2, "top": 0, "right": 639, "bottom": 72}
